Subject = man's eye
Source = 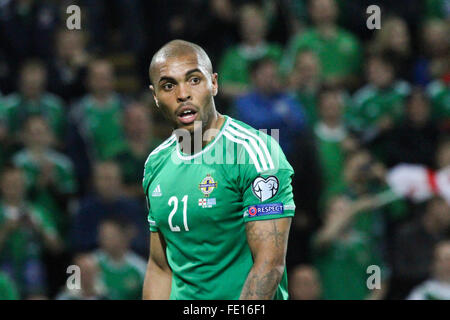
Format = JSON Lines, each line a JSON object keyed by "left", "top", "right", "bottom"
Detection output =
{"left": 163, "top": 83, "right": 174, "bottom": 90}
{"left": 190, "top": 77, "right": 200, "bottom": 84}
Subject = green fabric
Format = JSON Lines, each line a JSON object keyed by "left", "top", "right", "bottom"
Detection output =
{"left": 218, "top": 43, "right": 283, "bottom": 86}
{"left": 142, "top": 115, "right": 295, "bottom": 300}
{"left": 1, "top": 93, "right": 66, "bottom": 139}
{"left": 424, "top": 0, "right": 449, "bottom": 19}
{"left": 313, "top": 125, "right": 347, "bottom": 206}
{"left": 12, "top": 149, "right": 77, "bottom": 236}
{"left": 312, "top": 230, "right": 382, "bottom": 300}
{"left": 281, "top": 27, "right": 362, "bottom": 79}
{"left": 114, "top": 138, "right": 162, "bottom": 186}
{"left": 348, "top": 81, "right": 411, "bottom": 131}
{"left": 94, "top": 250, "right": 146, "bottom": 300}
{"left": 74, "top": 95, "right": 127, "bottom": 160}
{"left": 427, "top": 80, "right": 450, "bottom": 119}
{"left": 0, "top": 272, "right": 20, "bottom": 300}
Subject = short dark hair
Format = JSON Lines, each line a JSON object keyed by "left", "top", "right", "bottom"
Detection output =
{"left": 249, "top": 57, "right": 277, "bottom": 76}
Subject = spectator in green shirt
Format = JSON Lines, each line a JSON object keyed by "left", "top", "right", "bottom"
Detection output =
{"left": 314, "top": 86, "right": 358, "bottom": 208}
{"left": 94, "top": 217, "right": 146, "bottom": 300}
{"left": 0, "top": 166, "right": 62, "bottom": 299}
{"left": 68, "top": 59, "right": 127, "bottom": 191}
{"left": 0, "top": 271, "right": 19, "bottom": 300}
{"left": 218, "top": 3, "right": 283, "bottom": 99}
{"left": 114, "top": 102, "right": 161, "bottom": 200}
{"left": 12, "top": 116, "right": 77, "bottom": 239}
{"left": 1, "top": 60, "right": 66, "bottom": 147}
{"left": 312, "top": 195, "right": 389, "bottom": 300}
{"left": 348, "top": 53, "right": 411, "bottom": 144}
{"left": 288, "top": 50, "right": 322, "bottom": 126}
{"left": 56, "top": 253, "right": 107, "bottom": 300}
{"left": 281, "top": 0, "right": 362, "bottom": 90}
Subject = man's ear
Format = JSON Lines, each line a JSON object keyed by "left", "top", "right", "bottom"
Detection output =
{"left": 212, "top": 73, "right": 219, "bottom": 96}
{"left": 149, "top": 85, "right": 160, "bottom": 108}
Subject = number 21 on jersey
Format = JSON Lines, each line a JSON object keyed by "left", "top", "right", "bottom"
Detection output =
{"left": 168, "top": 195, "right": 189, "bottom": 232}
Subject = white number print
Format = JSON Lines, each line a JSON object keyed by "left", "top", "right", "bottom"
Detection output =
{"left": 168, "top": 195, "right": 189, "bottom": 232}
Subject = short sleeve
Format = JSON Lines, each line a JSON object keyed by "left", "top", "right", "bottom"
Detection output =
{"left": 237, "top": 133, "right": 296, "bottom": 223}
{"left": 142, "top": 159, "right": 159, "bottom": 232}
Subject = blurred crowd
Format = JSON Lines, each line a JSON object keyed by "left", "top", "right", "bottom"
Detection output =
{"left": 0, "top": 0, "right": 449, "bottom": 300}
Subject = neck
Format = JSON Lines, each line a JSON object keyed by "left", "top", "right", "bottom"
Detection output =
{"left": 178, "top": 112, "right": 224, "bottom": 154}
{"left": 92, "top": 93, "right": 111, "bottom": 105}
{"left": 317, "top": 23, "right": 336, "bottom": 38}
{"left": 323, "top": 118, "right": 341, "bottom": 129}
{"left": 108, "top": 250, "right": 126, "bottom": 263}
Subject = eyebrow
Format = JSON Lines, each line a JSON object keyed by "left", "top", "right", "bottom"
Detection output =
{"left": 158, "top": 68, "right": 203, "bottom": 84}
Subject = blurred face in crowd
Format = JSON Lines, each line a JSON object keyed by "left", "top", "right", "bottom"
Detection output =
{"left": 436, "top": 140, "right": 450, "bottom": 169}
{"left": 150, "top": 42, "right": 218, "bottom": 133}
{"left": 23, "top": 116, "right": 53, "bottom": 150}
{"left": 344, "top": 151, "right": 373, "bottom": 187}
{"left": 251, "top": 60, "right": 280, "bottom": 96}
{"left": 239, "top": 5, "right": 267, "bottom": 45}
{"left": 309, "top": 0, "right": 338, "bottom": 26}
{"left": 384, "top": 17, "right": 410, "bottom": 54}
{"left": 318, "top": 90, "right": 343, "bottom": 125}
{"left": 94, "top": 162, "right": 122, "bottom": 200}
{"left": 367, "top": 57, "right": 394, "bottom": 89}
{"left": 20, "top": 63, "right": 47, "bottom": 99}
{"left": 290, "top": 265, "right": 322, "bottom": 300}
{"left": 56, "top": 30, "right": 86, "bottom": 61}
{"left": 422, "top": 20, "right": 448, "bottom": 56}
{"left": 292, "top": 51, "right": 321, "bottom": 87}
{"left": 98, "top": 221, "right": 131, "bottom": 259}
{"left": 0, "top": 169, "right": 26, "bottom": 203}
{"left": 124, "top": 103, "right": 151, "bottom": 139}
{"left": 74, "top": 254, "right": 100, "bottom": 291}
{"left": 406, "top": 90, "right": 430, "bottom": 127}
{"left": 433, "top": 241, "right": 450, "bottom": 282}
{"left": 88, "top": 60, "right": 115, "bottom": 97}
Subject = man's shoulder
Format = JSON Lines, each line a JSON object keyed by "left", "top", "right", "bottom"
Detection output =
{"left": 223, "top": 116, "right": 290, "bottom": 173}
{"left": 143, "top": 135, "right": 177, "bottom": 174}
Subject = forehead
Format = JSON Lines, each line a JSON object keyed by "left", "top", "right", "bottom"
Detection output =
{"left": 153, "top": 53, "right": 208, "bottom": 81}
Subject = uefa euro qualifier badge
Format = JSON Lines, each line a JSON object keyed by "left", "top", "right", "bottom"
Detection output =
{"left": 198, "top": 174, "right": 217, "bottom": 208}
{"left": 252, "top": 176, "right": 279, "bottom": 202}
{"left": 247, "top": 176, "right": 283, "bottom": 218}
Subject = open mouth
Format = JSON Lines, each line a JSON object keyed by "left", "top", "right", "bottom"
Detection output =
{"left": 177, "top": 106, "right": 198, "bottom": 125}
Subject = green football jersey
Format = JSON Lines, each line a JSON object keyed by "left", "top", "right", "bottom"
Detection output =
{"left": 94, "top": 250, "right": 146, "bottom": 300}
{"left": 142, "top": 115, "right": 295, "bottom": 300}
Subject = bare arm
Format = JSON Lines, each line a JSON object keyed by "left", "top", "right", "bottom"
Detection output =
{"left": 240, "top": 218, "right": 292, "bottom": 300}
{"left": 143, "top": 231, "right": 172, "bottom": 300}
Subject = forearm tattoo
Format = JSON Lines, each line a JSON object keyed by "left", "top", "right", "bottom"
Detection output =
{"left": 240, "top": 219, "right": 290, "bottom": 299}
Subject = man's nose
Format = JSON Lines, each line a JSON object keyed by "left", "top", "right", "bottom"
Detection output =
{"left": 176, "top": 83, "right": 191, "bottom": 102}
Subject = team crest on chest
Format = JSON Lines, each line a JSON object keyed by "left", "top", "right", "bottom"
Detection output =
{"left": 198, "top": 174, "right": 218, "bottom": 197}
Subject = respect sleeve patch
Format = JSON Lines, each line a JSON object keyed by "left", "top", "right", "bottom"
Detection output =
{"left": 245, "top": 203, "right": 284, "bottom": 218}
